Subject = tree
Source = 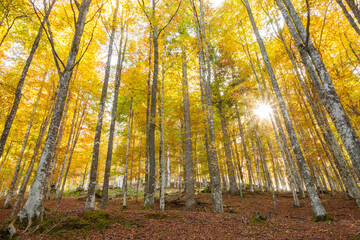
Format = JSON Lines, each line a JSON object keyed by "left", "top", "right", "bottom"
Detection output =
{"left": 0, "top": 0, "right": 54, "bottom": 159}
{"left": 17, "top": 0, "right": 92, "bottom": 223}
{"left": 85, "top": 0, "right": 120, "bottom": 211}
{"left": 243, "top": 0, "right": 327, "bottom": 219}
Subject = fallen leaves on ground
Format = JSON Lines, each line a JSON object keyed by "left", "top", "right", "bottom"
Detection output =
{"left": 1, "top": 190, "right": 360, "bottom": 239}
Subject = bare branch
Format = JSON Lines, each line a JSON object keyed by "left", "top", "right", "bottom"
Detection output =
{"left": 70, "top": 0, "right": 77, "bottom": 26}
{"left": 137, "top": 0, "right": 152, "bottom": 28}
{"left": 158, "top": 0, "right": 182, "bottom": 37}
{"left": 85, "top": 0, "right": 107, "bottom": 25}
{"left": 71, "top": 11, "right": 101, "bottom": 70}
{"left": 0, "top": 14, "right": 27, "bottom": 48}
{"left": 31, "top": 0, "right": 65, "bottom": 74}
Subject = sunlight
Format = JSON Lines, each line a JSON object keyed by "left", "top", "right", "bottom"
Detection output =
{"left": 254, "top": 103, "right": 273, "bottom": 120}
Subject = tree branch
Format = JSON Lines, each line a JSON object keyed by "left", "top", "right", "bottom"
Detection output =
{"left": 158, "top": 0, "right": 183, "bottom": 37}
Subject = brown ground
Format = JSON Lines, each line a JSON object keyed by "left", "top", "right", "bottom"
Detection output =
{"left": 1, "top": 190, "right": 360, "bottom": 239}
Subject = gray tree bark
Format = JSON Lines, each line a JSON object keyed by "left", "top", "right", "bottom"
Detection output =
{"left": 55, "top": 100, "right": 79, "bottom": 200}
{"left": 18, "top": 0, "right": 92, "bottom": 221}
{"left": 235, "top": 107, "right": 254, "bottom": 192}
{"left": 85, "top": 0, "right": 118, "bottom": 211}
{"left": 181, "top": 49, "right": 197, "bottom": 210}
{"left": 144, "top": 0, "right": 159, "bottom": 209}
{"left": 3, "top": 85, "right": 43, "bottom": 209}
{"left": 192, "top": 0, "right": 223, "bottom": 212}
{"left": 217, "top": 99, "right": 239, "bottom": 195}
{"left": 123, "top": 97, "right": 133, "bottom": 208}
{"left": 56, "top": 103, "right": 86, "bottom": 207}
{"left": 277, "top": 0, "right": 360, "bottom": 181}
{"left": 336, "top": 0, "right": 360, "bottom": 35}
{"left": 12, "top": 98, "right": 53, "bottom": 217}
{"left": 0, "top": 1, "right": 54, "bottom": 159}
{"left": 100, "top": 19, "right": 127, "bottom": 210}
{"left": 244, "top": 0, "right": 327, "bottom": 218}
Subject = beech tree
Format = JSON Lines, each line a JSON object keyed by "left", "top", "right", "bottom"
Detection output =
{"left": 17, "top": 0, "right": 92, "bottom": 223}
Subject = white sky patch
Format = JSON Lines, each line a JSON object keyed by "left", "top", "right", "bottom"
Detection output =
{"left": 210, "top": 0, "right": 224, "bottom": 8}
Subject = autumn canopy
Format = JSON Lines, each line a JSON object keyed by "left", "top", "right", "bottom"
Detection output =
{"left": 0, "top": 0, "right": 360, "bottom": 238}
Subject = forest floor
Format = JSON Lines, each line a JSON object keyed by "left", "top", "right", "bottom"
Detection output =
{"left": 1, "top": 189, "right": 360, "bottom": 239}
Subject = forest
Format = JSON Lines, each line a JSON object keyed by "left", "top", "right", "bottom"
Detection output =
{"left": 0, "top": 0, "right": 360, "bottom": 239}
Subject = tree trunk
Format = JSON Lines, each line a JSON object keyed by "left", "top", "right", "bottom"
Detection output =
{"left": 159, "top": 41, "right": 166, "bottom": 211}
{"left": 100, "top": 19, "right": 127, "bottom": 210}
{"left": 235, "top": 107, "right": 254, "bottom": 192}
{"left": 123, "top": 97, "right": 133, "bottom": 208}
{"left": 55, "top": 101, "right": 79, "bottom": 200}
{"left": 268, "top": 142, "right": 280, "bottom": 192}
{"left": 3, "top": 85, "right": 43, "bottom": 209}
{"left": 231, "top": 136, "right": 244, "bottom": 200}
{"left": 136, "top": 136, "right": 142, "bottom": 202}
{"left": 0, "top": 1, "right": 54, "bottom": 159}
{"left": 18, "top": 0, "right": 92, "bottom": 221}
{"left": 251, "top": 137, "right": 262, "bottom": 191}
{"left": 277, "top": 0, "right": 360, "bottom": 181}
{"left": 181, "top": 49, "right": 196, "bottom": 210}
{"left": 192, "top": 0, "right": 223, "bottom": 212}
{"left": 57, "top": 104, "right": 86, "bottom": 207}
{"left": 85, "top": 0, "right": 118, "bottom": 211}
{"left": 269, "top": 115, "right": 300, "bottom": 206}
{"left": 244, "top": 0, "right": 326, "bottom": 218}
{"left": 144, "top": 30, "right": 152, "bottom": 203}
{"left": 0, "top": 141, "right": 12, "bottom": 174}
{"left": 144, "top": 0, "right": 158, "bottom": 209}
{"left": 217, "top": 99, "right": 239, "bottom": 195}
{"left": 11, "top": 102, "right": 53, "bottom": 217}
{"left": 46, "top": 91, "right": 72, "bottom": 200}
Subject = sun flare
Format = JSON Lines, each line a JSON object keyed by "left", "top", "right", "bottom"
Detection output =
{"left": 254, "top": 103, "right": 273, "bottom": 120}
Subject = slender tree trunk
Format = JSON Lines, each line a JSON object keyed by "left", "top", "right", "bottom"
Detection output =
{"left": 55, "top": 101, "right": 79, "bottom": 200}
{"left": 217, "top": 99, "right": 239, "bottom": 195}
{"left": 0, "top": 141, "right": 12, "bottom": 174}
{"left": 0, "top": 1, "right": 55, "bottom": 158}
{"left": 244, "top": 0, "right": 326, "bottom": 218}
{"left": 159, "top": 40, "right": 166, "bottom": 211}
{"left": 235, "top": 107, "right": 254, "bottom": 192}
{"left": 144, "top": 30, "right": 152, "bottom": 203}
{"left": 11, "top": 103, "right": 53, "bottom": 217}
{"left": 232, "top": 136, "right": 243, "bottom": 200}
{"left": 144, "top": 0, "right": 158, "bottom": 209}
{"left": 85, "top": 0, "right": 119, "bottom": 211}
{"left": 269, "top": 115, "right": 300, "bottom": 206}
{"left": 192, "top": 0, "right": 223, "bottom": 212}
{"left": 100, "top": 20, "right": 127, "bottom": 210}
{"left": 181, "top": 49, "right": 196, "bottom": 210}
{"left": 18, "top": 0, "right": 92, "bottom": 222}
{"left": 123, "top": 97, "right": 133, "bottom": 208}
{"left": 136, "top": 136, "right": 142, "bottom": 202}
{"left": 3, "top": 85, "right": 43, "bottom": 208}
{"left": 251, "top": 137, "right": 262, "bottom": 191}
{"left": 277, "top": 0, "right": 360, "bottom": 180}
{"left": 336, "top": 0, "right": 360, "bottom": 35}
{"left": 56, "top": 105, "right": 86, "bottom": 207}
{"left": 46, "top": 91, "right": 72, "bottom": 200}
{"left": 268, "top": 142, "right": 280, "bottom": 192}
{"left": 129, "top": 130, "right": 135, "bottom": 198}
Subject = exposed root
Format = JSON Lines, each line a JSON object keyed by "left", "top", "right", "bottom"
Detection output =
{"left": 8, "top": 219, "right": 16, "bottom": 239}
{"left": 24, "top": 217, "right": 32, "bottom": 232}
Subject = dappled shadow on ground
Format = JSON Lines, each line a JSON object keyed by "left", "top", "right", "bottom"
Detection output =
{"left": 1, "top": 190, "right": 360, "bottom": 239}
